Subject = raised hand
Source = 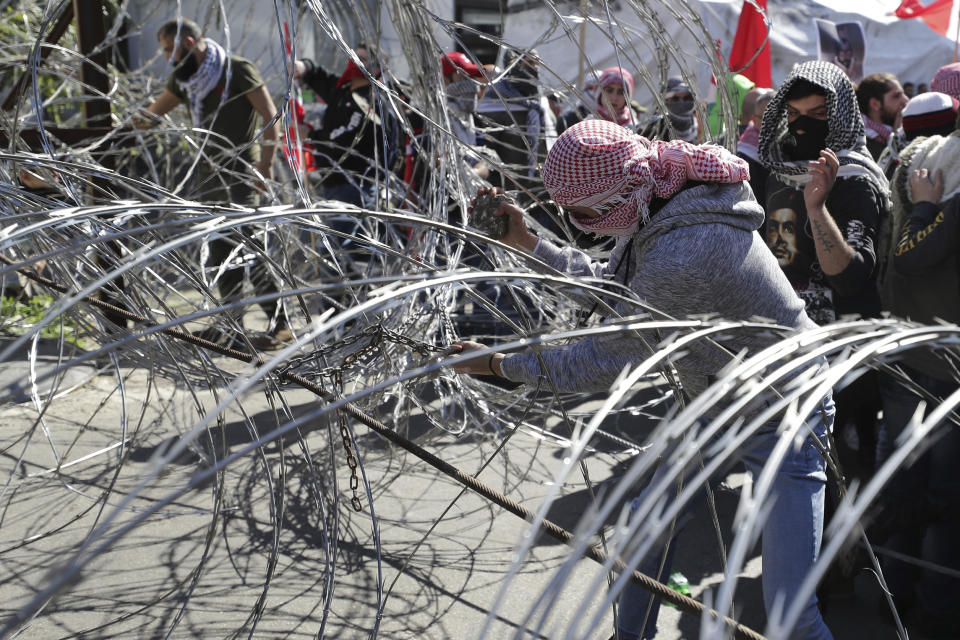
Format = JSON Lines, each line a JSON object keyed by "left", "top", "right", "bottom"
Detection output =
{"left": 909, "top": 167, "right": 944, "bottom": 204}
{"left": 803, "top": 148, "right": 839, "bottom": 212}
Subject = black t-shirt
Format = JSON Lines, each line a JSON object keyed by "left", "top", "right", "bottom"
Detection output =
{"left": 166, "top": 55, "right": 263, "bottom": 165}
{"left": 763, "top": 173, "right": 884, "bottom": 323}
{"left": 739, "top": 153, "right": 769, "bottom": 206}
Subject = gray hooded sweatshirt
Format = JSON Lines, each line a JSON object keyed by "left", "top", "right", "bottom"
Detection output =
{"left": 500, "top": 181, "right": 816, "bottom": 397}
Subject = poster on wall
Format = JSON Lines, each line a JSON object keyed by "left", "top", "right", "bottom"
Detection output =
{"left": 815, "top": 19, "right": 866, "bottom": 83}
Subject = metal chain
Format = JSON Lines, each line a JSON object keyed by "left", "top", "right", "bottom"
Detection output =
{"left": 276, "top": 324, "right": 383, "bottom": 378}
{"left": 277, "top": 323, "right": 448, "bottom": 382}
{"left": 306, "top": 322, "right": 450, "bottom": 512}
{"left": 333, "top": 369, "right": 363, "bottom": 512}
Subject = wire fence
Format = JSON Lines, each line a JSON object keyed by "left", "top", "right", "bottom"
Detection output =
{"left": 0, "top": 1, "right": 956, "bottom": 639}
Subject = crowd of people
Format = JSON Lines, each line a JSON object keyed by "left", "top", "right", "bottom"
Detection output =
{"left": 449, "top": 55, "right": 960, "bottom": 640}
{"left": 129, "top": 17, "right": 959, "bottom": 640}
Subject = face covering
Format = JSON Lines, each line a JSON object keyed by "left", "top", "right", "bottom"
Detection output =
{"left": 666, "top": 99, "right": 695, "bottom": 129}
{"left": 445, "top": 79, "right": 478, "bottom": 114}
{"left": 174, "top": 48, "right": 199, "bottom": 81}
{"left": 783, "top": 115, "right": 829, "bottom": 161}
{"left": 511, "top": 64, "right": 539, "bottom": 98}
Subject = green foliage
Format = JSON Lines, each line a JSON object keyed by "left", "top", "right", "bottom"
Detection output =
{"left": 1, "top": 294, "right": 86, "bottom": 347}
{"left": 0, "top": 3, "right": 85, "bottom": 124}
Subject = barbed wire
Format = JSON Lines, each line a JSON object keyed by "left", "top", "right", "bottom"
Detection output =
{"left": 1, "top": 1, "right": 955, "bottom": 639}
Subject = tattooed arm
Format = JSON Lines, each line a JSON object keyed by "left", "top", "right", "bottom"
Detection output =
{"left": 804, "top": 149, "right": 855, "bottom": 275}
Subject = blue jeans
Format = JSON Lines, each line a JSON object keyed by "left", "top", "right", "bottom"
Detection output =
{"left": 322, "top": 181, "right": 377, "bottom": 244}
{"left": 876, "top": 368, "right": 960, "bottom": 618}
{"left": 617, "top": 396, "right": 835, "bottom": 640}
{"left": 322, "top": 181, "right": 372, "bottom": 208}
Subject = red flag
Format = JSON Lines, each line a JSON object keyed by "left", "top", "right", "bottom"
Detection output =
{"left": 896, "top": 0, "right": 957, "bottom": 37}
{"left": 728, "top": 0, "right": 772, "bottom": 88}
{"left": 282, "top": 22, "right": 316, "bottom": 175}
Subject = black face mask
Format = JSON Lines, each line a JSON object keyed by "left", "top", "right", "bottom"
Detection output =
{"left": 666, "top": 99, "right": 695, "bottom": 128}
{"left": 783, "top": 115, "right": 829, "bottom": 161}
{"left": 445, "top": 79, "right": 478, "bottom": 114}
{"left": 511, "top": 64, "right": 540, "bottom": 98}
{"left": 174, "top": 49, "right": 199, "bottom": 81}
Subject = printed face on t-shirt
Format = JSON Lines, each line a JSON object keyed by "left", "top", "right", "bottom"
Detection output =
{"left": 767, "top": 207, "right": 799, "bottom": 267}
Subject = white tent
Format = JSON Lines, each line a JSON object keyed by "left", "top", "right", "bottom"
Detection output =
{"left": 128, "top": 1, "right": 957, "bottom": 102}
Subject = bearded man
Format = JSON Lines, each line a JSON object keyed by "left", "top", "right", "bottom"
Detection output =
{"left": 856, "top": 72, "right": 909, "bottom": 161}
{"left": 138, "top": 18, "right": 289, "bottom": 349}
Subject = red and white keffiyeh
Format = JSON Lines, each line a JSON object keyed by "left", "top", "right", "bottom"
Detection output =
{"left": 543, "top": 119, "right": 750, "bottom": 236}
{"left": 596, "top": 66, "right": 634, "bottom": 126}
{"left": 931, "top": 62, "right": 960, "bottom": 101}
{"left": 862, "top": 114, "right": 893, "bottom": 144}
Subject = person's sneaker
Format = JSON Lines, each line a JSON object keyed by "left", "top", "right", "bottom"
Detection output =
{"left": 193, "top": 327, "right": 240, "bottom": 350}
{"left": 273, "top": 326, "right": 294, "bottom": 343}
{"left": 248, "top": 326, "right": 294, "bottom": 351}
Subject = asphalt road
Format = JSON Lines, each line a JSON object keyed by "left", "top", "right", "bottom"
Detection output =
{"left": 0, "top": 336, "right": 930, "bottom": 639}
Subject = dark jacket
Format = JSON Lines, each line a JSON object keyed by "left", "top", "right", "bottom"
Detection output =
{"left": 299, "top": 59, "right": 391, "bottom": 188}
{"left": 886, "top": 196, "right": 960, "bottom": 380}
{"left": 866, "top": 136, "right": 886, "bottom": 162}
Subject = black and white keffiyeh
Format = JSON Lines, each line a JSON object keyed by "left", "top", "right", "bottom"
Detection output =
{"left": 758, "top": 60, "right": 887, "bottom": 191}
{"left": 176, "top": 38, "right": 227, "bottom": 126}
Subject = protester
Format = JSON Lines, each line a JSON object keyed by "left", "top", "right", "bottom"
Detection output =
{"left": 878, "top": 143, "right": 960, "bottom": 636}
{"left": 758, "top": 59, "right": 889, "bottom": 479}
{"left": 902, "top": 81, "right": 915, "bottom": 99}
{"left": 737, "top": 87, "right": 775, "bottom": 204}
{"left": 452, "top": 119, "right": 834, "bottom": 640}
{"left": 561, "top": 70, "right": 601, "bottom": 133}
{"left": 548, "top": 93, "right": 573, "bottom": 134}
{"left": 930, "top": 62, "right": 960, "bottom": 100}
{"left": 401, "top": 52, "right": 498, "bottom": 206}
{"left": 706, "top": 72, "right": 756, "bottom": 139}
{"left": 738, "top": 84, "right": 762, "bottom": 133}
{"left": 138, "top": 18, "right": 289, "bottom": 349}
{"left": 901, "top": 92, "right": 960, "bottom": 141}
{"left": 875, "top": 88, "right": 955, "bottom": 180}
{"left": 475, "top": 49, "right": 562, "bottom": 243}
{"left": 294, "top": 43, "right": 396, "bottom": 207}
{"left": 641, "top": 76, "right": 700, "bottom": 143}
{"left": 592, "top": 66, "right": 643, "bottom": 129}
{"left": 440, "top": 51, "right": 496, "bottom": 180}
{"left": 759, "top": 59, "right": 890, "bottom": 602}
{"left": 476, "top": 49, "right": 554, "bottom": 193}
{"left": 760, "top": 61, "right": 888, "bottom": 326}
{"left": 140, "top": 19, "right": 279, "bottom": 200}
{"left": 856, "top": 72, "right": 909, "bottom": 161}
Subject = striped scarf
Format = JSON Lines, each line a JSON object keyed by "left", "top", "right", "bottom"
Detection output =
{"left": 863, "top": 114, "right": 893, "bottom": 144}
{"left": 176, "top": 38, "right": 226, "bottom": 126}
